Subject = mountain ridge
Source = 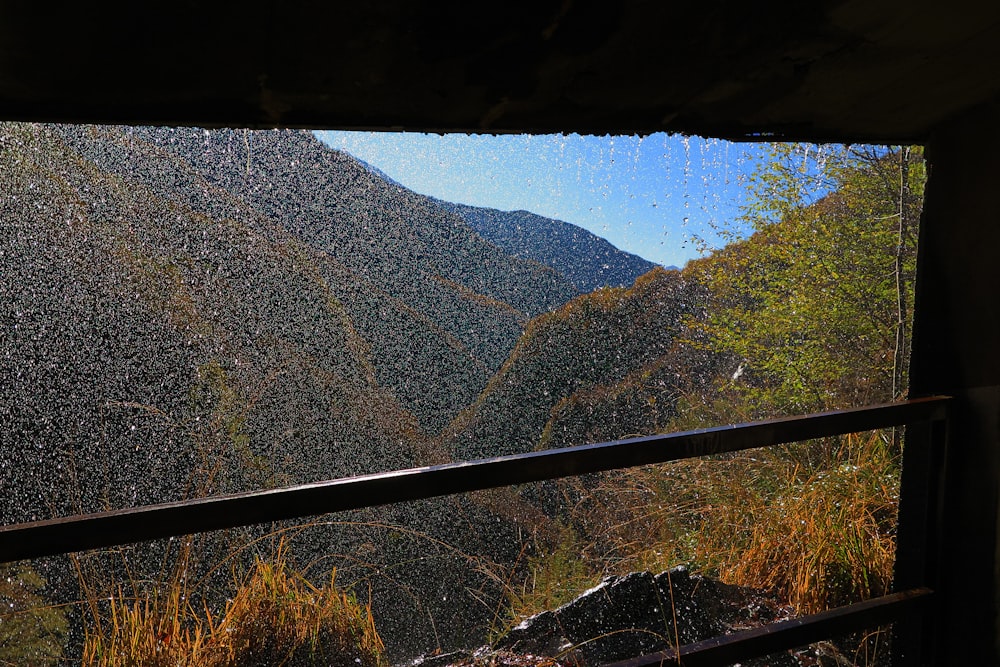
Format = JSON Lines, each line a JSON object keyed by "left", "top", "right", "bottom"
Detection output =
{"left": 437, "top": 200, "right": 659, "bottom": 293}
{"left": 51, "top": 125, "right": 585, "bottom": 434}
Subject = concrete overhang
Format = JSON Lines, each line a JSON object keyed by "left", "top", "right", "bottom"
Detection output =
{"left": 1, "top": 1, "right": 997, "bottom": 142}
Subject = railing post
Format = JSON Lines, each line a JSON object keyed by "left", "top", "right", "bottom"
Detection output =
{"left": 892, "top": 402, "right": 949, "bottom": 666}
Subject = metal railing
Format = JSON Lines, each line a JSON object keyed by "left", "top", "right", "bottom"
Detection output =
{"left": 0, "top": 396, "right": 950, "bottom": 665}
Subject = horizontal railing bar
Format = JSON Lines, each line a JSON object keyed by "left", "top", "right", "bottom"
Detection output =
{"left": 603, "top": 587, "right": 934, "bottom": 667}
{"left": 0, "top": 397, "right": 949, "bottom": 563}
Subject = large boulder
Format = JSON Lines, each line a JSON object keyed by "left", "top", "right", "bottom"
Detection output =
{"left": 406, "top": 567, "right": 872, "bottom": 667}
{"left": 496, "top": 567, "right": 790, "bottom": 665}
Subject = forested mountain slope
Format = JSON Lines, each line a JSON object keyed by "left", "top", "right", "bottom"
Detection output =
{"left": 439, "top": 201, "right": 658, "bottom": 292}
{"left": 439, "top": 146, "right": 924, "bottom": 641}
{"left": 441, "top": 267, "right": 715, "bottom": 461}
{"left": 51, "top": 125, "right": 582, "bottom": 434}
{"left": 1, "top": 122, "right": 594, "bottom": 655}
{"left": 2, "top": 123, "right": 596, "bottom": 524}
{"left": 443, "top": 146, "right": 923, "bottom": 462}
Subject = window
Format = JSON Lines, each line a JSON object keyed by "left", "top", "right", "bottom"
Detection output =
{"left": 0, "top": 123, "right": 931, "bottom": 666}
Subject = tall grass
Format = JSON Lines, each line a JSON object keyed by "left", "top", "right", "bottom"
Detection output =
{"left": 722, "top": 442, "right": 897, "bottom": 611}
{"left": 79, "top": 538, "right": 385, "bottom": 667}
{"left": 510, "top": 430, "right": 900, "bottom": 621}
{"left": 503, "top": 527, "right": 601, "bottom": 627}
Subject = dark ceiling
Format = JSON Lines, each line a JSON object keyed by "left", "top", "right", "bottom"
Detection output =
{"left": 1, "top": 1, "right": 998, "bottom": 142}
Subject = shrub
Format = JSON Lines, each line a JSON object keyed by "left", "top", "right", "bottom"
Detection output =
{"left": 215, "top": 552, "right": 384, "bottom": 667}
{"left": 80, "top": 541, "right": 385, "bottom": 667}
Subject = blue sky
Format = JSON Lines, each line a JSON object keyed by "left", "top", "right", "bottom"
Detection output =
{"left": 316, "top": 131, "right": 762, "bottom": 268}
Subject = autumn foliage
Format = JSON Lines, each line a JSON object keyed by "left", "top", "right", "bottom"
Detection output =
{"left": 500, "top": 145, "right": 924, "bottom": 627}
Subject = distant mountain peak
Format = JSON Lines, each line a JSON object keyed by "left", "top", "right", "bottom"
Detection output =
{"left": 315, "top": 137, "right": 658, "bottom": 293}
{"left": 435, "top": 201, "right": 657, "bottom": 294}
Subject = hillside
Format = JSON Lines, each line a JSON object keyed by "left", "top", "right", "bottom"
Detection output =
{"left": 439, "top": 201, "right": 658, "bottom": 292}
{"left": 441, "top": 267, "right": 713, "bottom": 461}
{"left": 51, "top": 125, "right": 583, "bottom": 435}
{"left": 1, "top": 123, "right": 595, "bottom": 521}
{"left": 442, "top": 147, "right": 923, "bottom": 464}
{"left": 436, "top": 146, "right": 922, "bottom": 650}
{"left": 0, "top": 123, "right": 398, "bottom": 521}
{"left": 7, "top": 122, "right": 689, "bottom": 656}
{"left": 0, "top": 122, "right": 584, "bottom": 656}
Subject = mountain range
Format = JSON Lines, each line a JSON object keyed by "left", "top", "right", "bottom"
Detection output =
{"left": 1, "top": 122, "right": 695, "bottom": 656}
{"left": 433, "top": 201, "right": 658, "bottom": 293}
{"left": 331, "top": 149, "right": 660, "bottom": 293}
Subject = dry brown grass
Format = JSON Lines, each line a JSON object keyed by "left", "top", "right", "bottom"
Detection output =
{"left": 213, "top": 549, "right": 384, "bottom": 667}
{"left": 678, "top": 431, "right": 899, "bottom": 613}
{"left": 80, "top": 581, "right": 206, "bottom": 667}
{"left": 511, "top": 430, "right": 900, "bottom": 621}
{"left": 80, "top": 540, "right": 385, "bottom": 667}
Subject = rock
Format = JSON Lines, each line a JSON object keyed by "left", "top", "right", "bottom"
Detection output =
{"left": 411, "top": 648, "right": 573, "bottom": 667}
{"left": 417, "top": 567, "right": 877, "bottom": 667}
{"left": 496, "top": 567, "right": 791, "bottom": 666}
{"left": 409, "top": 651, "right": 474, "bottom": 667}
{"left": 499, "top": 610, "right": 568, "bottom": 658}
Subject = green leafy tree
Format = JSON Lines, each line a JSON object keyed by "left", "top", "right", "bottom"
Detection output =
{"left": 685, "top": 144, "right": 924, "bottom": 418}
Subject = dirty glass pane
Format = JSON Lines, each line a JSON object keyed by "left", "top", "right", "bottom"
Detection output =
{"left": 1, "top": 123, "right": 921, "bottom": 664}
{"left": 0, "top": 441, "right": 899, "bottom": 665}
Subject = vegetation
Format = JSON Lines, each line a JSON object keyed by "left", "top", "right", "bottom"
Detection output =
{"left": 667, "top": 145, "right": 921, "bottom": 611}
{"left": 0, "top": 564, "right": 68, "bottom": 666}
{"left": 553, "top": 430, "right": 899, "bottom": 613}
{"left": 0, "top": 125, "right": 925, "bottom": 664}
{"left": 499, "top": 144, "right": 923, "bottom": 630}
{"left": 78, "top": 540, "right": 385, "bottom": 667}
{"left": 503, "top": 528, "right": 601, "bottom": 627}
{"left": 685, "top": 144, "right": 922, "bottom": 417}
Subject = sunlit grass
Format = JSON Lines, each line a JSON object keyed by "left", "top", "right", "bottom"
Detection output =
{"left": 512, "top": 430, "right": 899, "bottom": 620}
{"left": 502, "top": 527, "right": 601, "bottom": 630}
{"left": 714, "top": 434, "right": 898, "bottom": 612}
{"left": 79, "top": 539, "right": 385, "bottom": 667}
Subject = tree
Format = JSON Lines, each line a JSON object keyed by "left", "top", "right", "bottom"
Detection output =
{"left": 684, "top": 143, "right": 924, "bottom": 419}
